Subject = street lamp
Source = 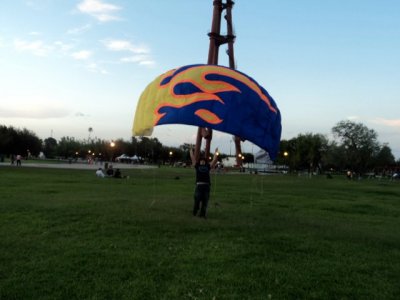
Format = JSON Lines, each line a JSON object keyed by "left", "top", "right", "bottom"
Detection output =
{"left": 110, "top": 141, "right": 115, "bottom": 162}
{"left": 283, "top": 151, "right": 289, "bottom": 173}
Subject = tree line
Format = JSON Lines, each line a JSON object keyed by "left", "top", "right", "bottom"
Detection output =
{"left": 0, "top": 125, "right": 191, "bottom": 164}
{"left": 1, "top": 121, "right": 399, "bottom": 174}
{"left": 275, "top": 120, "right": 398, "bottom": 174}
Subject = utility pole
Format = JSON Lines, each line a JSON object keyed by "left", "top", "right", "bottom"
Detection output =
{"left": 194, "top": 0, "right": 242, "bottom": 166}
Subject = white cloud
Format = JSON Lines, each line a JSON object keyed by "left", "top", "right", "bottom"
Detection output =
{"left": 0, "top": 102, "right": 70, "bottom": 119}
{"left": 103, "top": 39, "right": 149, "bottom": 54}
{"left": 138, "top": 60, "right": 156, "bottom": 67}
{"left": 77, "top": 0, "right": 121, "bottom": 22}
{"left": 120, "top": 56, "right": 156, "bottom": 67}
{"left": 14, "top": 39, "right": 52, "bottom": 56}
{"left": 67, "top": 24, "right": 92, "bottom": 35}
{"left": 75, "top": 112, "right": 89, "bottom": 117}
{"left": 71, "top": 50, "right": 92, "bottom": 60}
{"left": 54, "top": 41, "right": 74, "bottom": 53}
{"left": 86, "top": 63, "right": 108, "bottom": 74}
{"left": 104, "top": 39, "right": 155, "bottom": 67}
{"left": 372, "top": 118, "right": 400, "bottom": 128}
{"left": 120, "top": 55, "right": 149, "bottom": 63}
{"left": 346, "top": 115, "right": 360, "bottom": 121}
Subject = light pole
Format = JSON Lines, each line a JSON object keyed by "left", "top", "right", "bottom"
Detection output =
{"left": 87, "top": 150, "right": 91, "bottom": 164}
{"left": 283, "top": 151, "right": 289, "bottom": 172}
{"left": 110, "top": 141, "right": 115, "bottom": 162}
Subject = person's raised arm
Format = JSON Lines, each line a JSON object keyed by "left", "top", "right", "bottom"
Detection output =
{"left": 190, "top": 146, "right": 196, "bottom": 166}
{"left": 210, "top": 148, "right": 219, "bottom": 169}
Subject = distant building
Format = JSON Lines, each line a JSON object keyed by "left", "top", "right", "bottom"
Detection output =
{"left": 221, "top": 156, "right": 237, "bottom": 167}
{"left": 250, "top": 150, "right": 275, "bottom": 173}
{"left": 254, "top": 149, "right": 273, "bottom": 165}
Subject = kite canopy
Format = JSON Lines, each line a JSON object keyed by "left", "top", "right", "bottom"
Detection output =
{"left": 132, "top": 64, "right": 282, "bottom": 159}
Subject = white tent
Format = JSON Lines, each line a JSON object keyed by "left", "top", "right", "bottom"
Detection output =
{"left": 254, "top": 149, "right": 272, "bottom": 165}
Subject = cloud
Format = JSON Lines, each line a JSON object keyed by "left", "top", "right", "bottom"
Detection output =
{"left": 120, "top": 55, "right": 145, "bottom": 63}
{"left": 138, "top": 60, "right": 156, "bottom": 67}
{"left": 75, "top": 112, "right": 90, "bottom": 117}
{"left": 77, "top": 0, "right": 121, "bottom": 22}
{"left": 346, "top": 115, "right": 360, "bottom": 121}
{"left": 67, "top": 24, "right": 92, "bottom": 35}
{"left": 120, "top": 55, "right": 155, "bottom": 66}
{"left": 104, "top": 39, "right": 155, "bottom": 67}
{"left": 86, "top": 63, "right": 108, "bottom": 74}
{"left": 103, "top": 39, "right": 150, "bottom": 54}
{"left": 54, "top": 41, "right": 74, "bottom": 53}
{"left": 71, "top": 50, "right": 92, "bottom": 60}
{"left": 0, "top": 102, "right": 70, "bottom": 119}
{"left": 372, "top": 118, "right": 400, "bottom": 128}
{"left": 29, "top": 31, "right": 42, "bottom": 36}
{"left": 14, "top": 39, "right": 52, "bottom": 56}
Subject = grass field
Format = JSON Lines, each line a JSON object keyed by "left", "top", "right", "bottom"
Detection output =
{"left": 0, "top": 166, "right": 399, "bottom": 299}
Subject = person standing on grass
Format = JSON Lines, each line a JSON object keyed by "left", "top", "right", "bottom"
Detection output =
{"left": 16, "top": 154, "right": 22, "bottom": 166}
{"left": 190, "top": 147, "right": 219, "bottom": 218}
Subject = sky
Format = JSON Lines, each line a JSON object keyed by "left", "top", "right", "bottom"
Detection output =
{"left": 1, "top": 0, "right": 399, "bottom": 158}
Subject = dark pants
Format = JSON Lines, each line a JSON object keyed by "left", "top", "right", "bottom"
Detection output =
{"left": 193, "top": 184, "right": 210, "bottom": 217}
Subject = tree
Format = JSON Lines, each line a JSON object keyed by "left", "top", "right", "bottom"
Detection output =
{"left": 43, "top": 137, "right": 58, "bottom": 158}
{"left": 57, "top": 136, "right": 80, "bottom": 158}
{"left": 294, "top": 133, "right": 328, "bottom": 173}
{"left": 0, "top": 125, "right": 13, "bottom": 156}
{"left": 135, "top": 137, "right": 164, "bottom": 163}
{"left": 374, "top": 144, "right": 395, "bottom": 168}
{"left": 278, "top": 133, "right": 328, "bottom": 173}
{"left": 0, "top": 126, "right": 41, "bottom": 157}
{"left": 332, "top": 120, "right": 380, "bottom": 173}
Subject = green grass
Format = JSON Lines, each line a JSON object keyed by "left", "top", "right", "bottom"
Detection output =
{"left": 0, "top": 166, "right": 399, "bottom": 299}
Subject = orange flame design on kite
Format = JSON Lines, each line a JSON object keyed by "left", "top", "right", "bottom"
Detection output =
{"left": 152, "top": 65, "right": 277, "bottom": 126}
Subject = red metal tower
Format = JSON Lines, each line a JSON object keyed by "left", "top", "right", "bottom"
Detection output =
{"left": 194, "top": 0, "right": 243, "bottom": 166}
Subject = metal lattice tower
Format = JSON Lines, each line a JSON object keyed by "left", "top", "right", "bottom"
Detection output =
{"left": 194, "top": 0, "right": 243, "bottom": 166}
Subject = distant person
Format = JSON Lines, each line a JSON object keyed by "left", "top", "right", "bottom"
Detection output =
{"left": 106, "top": 165, "right": 114, "bottom": 176}
{"left": 96, "top": 168, "right": 105, "bottom": 178}
{"left": 11, "top": 154, "right": 15, "bottom": 165}
{"left": 16, "top": 155, "right": 22, "bottom": 166}
{"left": 113, "top": 168, "right": 122, "bottom": 178}
{"left": 190, "top": 147, "right": 219, "bottom": 218}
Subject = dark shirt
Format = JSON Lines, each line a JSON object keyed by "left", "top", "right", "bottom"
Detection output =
{"left": 195, "top": 162, "right": 211, "bottom": 184}
{"left": 114, "top": 169, "right": 122, "bottom": 178}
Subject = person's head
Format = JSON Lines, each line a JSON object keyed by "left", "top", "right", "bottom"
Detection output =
{"left": 198, "top": 156, "right": 206, "bottom": 165}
